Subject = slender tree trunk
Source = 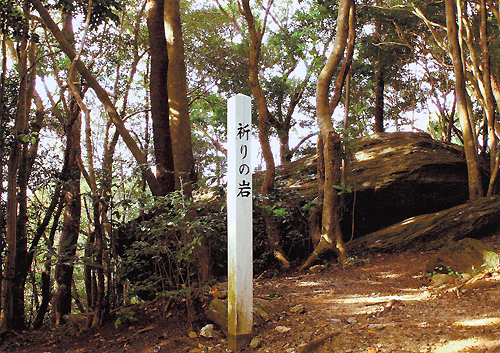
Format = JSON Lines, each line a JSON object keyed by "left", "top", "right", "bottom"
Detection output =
{"left": 373, "top": 15, "right": 384, "bottom": 133}
{"left": 445, "top": 0, "right": 483, "bottom": 201}
{"left": 34, "top": 197, "right": 64, "bottom": 329}
{"left": 308, "top": 137, "right": 325, "bottom": 247}
{"left": 91, "top": 205, "right": 105, "bottom": 327}
{"left": 148, "top": 0, "right": 175, "bottom": 196}
{"left": 304, "top": 0, "right": 354, "bottom": 270}
{"left": 241, "top": 0, "right": 290, "bottom": 268}
{"left": 54, "top": 96, "right": 82, "bottom": 325}
{"left": 479, "top": 0, "right": 499, "bottom": 196}
{"left": 279, "top": 133, "right": 291, "bottom": 165}
{"left": 13, "top": 37, "right": 42, "bottom": 331}
{"left": 374, "top": 65, "right": 385, "bottom": 132}
{"left": 0, "top": 28, "right": 28, "bottom": 330}
{"left": 0, "top": 35, "right": 7, "bottom": 304}
{"left": 30, "top": 0, "right": 162, "bottom": 196}
{"left": 164, "top": 0, "right": 195, "bottom": 195}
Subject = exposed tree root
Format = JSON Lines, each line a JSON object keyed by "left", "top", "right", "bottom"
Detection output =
{"left": 297, "top": 332, "right": 341, "bottom": 353}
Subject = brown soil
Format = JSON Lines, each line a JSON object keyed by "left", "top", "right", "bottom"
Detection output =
{"left": 5, "top": 234, "right": 500, "bottom": 353}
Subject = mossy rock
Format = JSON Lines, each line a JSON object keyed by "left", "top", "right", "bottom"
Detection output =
{"left": 425, "top": 238, "right": 499, "bottom": 275}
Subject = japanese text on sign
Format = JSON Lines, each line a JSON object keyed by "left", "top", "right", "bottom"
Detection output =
{"left": 237, "top": 123, "right": 251, "bottom": 198}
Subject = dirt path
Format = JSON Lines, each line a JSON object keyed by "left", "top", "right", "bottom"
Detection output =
{"left": 249, "top": 249, "right": 500, "bottom": 353}
{"left": 6, "top": 235, "right": 500, "bottom": 353}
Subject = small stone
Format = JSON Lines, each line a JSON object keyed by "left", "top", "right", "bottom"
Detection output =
{"left": 200, "top": 324, "right": 217, "bottom": 338}
{"left": 250, "top": 337, "right": 262, "bottom": 349}
{"left": 285, "top": 349, "right": 295, "bottom": 353}
{"left": 346, "top": 317, "right": 357, "bottom": 324}
{"left": 431, "top": 273, "right": 455, "bottom": 286}
{"left": 290, "top": 304, "right": 304, "bottom": 314}
{"left": 275, "top": 325, "right": 291, "bottom": 333}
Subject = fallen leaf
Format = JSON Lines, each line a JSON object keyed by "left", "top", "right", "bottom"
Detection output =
{"left": 188, "top": 331, "right": 197, "bottom": 338}
{"left": 198, "top": 343, "right": 204, "bottom": 348}
{"left": 367, "top": 349, "right": 379, "bottom": 353}
{"left": 367, "top": 330, "right": 376, "bottom": 334}
{"left": 315, "top": 323, "right": 328, "bottom": 328}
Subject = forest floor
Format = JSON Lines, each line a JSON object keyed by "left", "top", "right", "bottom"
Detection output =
{"left": 4, "top": 232, "right": 500, "bottom": 353}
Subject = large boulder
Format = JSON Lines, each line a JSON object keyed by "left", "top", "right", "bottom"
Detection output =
{"left": 268, "top": 132, "right": 489, "bottom": 239}
{"left": 348, "top": 196, "right": 500, "bottom": 253}
{"left": 425, "top": 238, "right": 499, "bottom": 275}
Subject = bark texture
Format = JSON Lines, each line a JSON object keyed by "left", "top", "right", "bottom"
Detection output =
{"left": 54, "top": 97, "right": 82, "bottom": 325}
{"left": 1, "top": 29, "right": 28, "bottom": 331}
{"left": 241, "top": 0, "right": 290, "bottom": 268}
{"left": 445, "top": 0, "right": 483, "bottom": 201}
{"left": 148, "top": 0, "right": 175, "bottom": 196}
{"left": 164, "top": 0, "right": 195, "bottom": 194}
{"left": 310, "top": 0, "right": 354, "bottom": 268}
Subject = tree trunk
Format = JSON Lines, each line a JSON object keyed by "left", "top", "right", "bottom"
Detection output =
{"left": 148, "top": 0, "right": 176, "bottom": 196}
{"left": 164, "top": 0, "right": 210, "bottom": 283}
{"left": 373, "top": 15, "right": 384, "bottom": 133}
{"left": 30, "top": 0, "right": 163, "bottom": 196}
{"left": 304, "top": 0, "right": 354, "bottom": 270}
{"left": 308, "top": 137, "right": 325, "bottom": 247}
{"left": 164, "top": 0, "right": 195, "bottom": 195}
{"left": 374, "top": 65, "right": 385, "bottom": 133}
{"left": 241, "top": 0, "right": 290, "bottom": 268}
{"left": 33, "top": 193, "right": 64, "bottom": 328}
{"left": 13, "top": 37, "right": 43, "bottom": 331}
{"left": 479, "top": 0, "right": 499, "bottom": 196}
{"left": 0, "top": 26, "right": 28, "bottom": 330}
{"left": 0, "top": 32, "right": 7, "bottom": 310}
{"left": 54, "top": 98, "right": 82, "bottom": 325}
{"left": 445, "top": 0, "right": 483, "bottom": 201}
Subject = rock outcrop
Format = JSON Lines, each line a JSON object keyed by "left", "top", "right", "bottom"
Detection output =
{"left": 269, "top": 131, "right": 489, "bottom": 239}
{"left": 347, "top": 196, "right": 500, "bottom": 253}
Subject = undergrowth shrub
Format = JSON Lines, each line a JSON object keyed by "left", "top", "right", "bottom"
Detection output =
{"left": 117, "top": 191, "right": 212, "bottom": 301}
{"left": 116, "top": 178, "right": 315, "bottom": 301}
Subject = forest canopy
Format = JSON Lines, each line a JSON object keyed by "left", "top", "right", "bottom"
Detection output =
{"left": 0, "top": 0, "right": 499, "bottom": 332}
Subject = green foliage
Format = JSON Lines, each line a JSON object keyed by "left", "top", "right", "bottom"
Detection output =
{"left": 427, "top": 266, "right": 459, "bottom": 277}
{"left": 189, "top": 96, "right": 227, "bottom": 188}
{"left": 333, "top": 180, "right": 352, "bottom": 195}
{"left": 0, "top": 0, "right": 27, "bottom": 39}
{"left": 117, "top": 190, "right": 226, "bottom": 300}
{"left": 114, "top": 308, "right": 138, "bottom": 329}
{"left": 51, "top": 0, "right": 122, "bottom": 29}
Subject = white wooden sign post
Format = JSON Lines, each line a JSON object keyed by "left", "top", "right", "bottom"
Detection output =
{"left": 227, "top": 94, "right": 253, "bottom": 351}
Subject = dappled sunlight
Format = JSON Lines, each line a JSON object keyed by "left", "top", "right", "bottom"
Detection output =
{"left": 401, "top": 217, "right": 416, "bottom": 225}
{"left": 377, "top": 271, "right": 403, "bottom": 279}
{"left": 326, "top": 291, "right": 429, "bottom": 305}
{"left": 355, "top": 150, "right": 375, "bottom": 162}
{"left": 355, "top": 147, "right": 398, "bottom": 162}
{"left": 297, "top": 280, "right": 323, "bottom": 287}
{"left": 433, "top": 337, "right": 500, "bottom": 353}
{"left": 454, "top": 317, "right": 500, "bottom": 327}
